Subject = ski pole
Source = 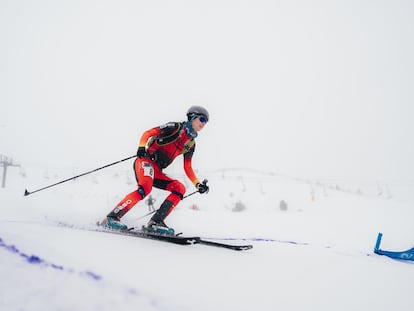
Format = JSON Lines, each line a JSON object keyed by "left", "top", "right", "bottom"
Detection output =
{"left": 24, "top": 155, "right": 137, "bottom": 196}
{"left": 183, "top": 190, "right": 199, "bottom": 199}
{"left": 136, "top": 187, "right": 204, "bottom": 221}
{"left": 136, "top": 209, "right": 157, "bottom": 220}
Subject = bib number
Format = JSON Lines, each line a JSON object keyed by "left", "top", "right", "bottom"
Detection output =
{"left": 141, "top": 162, "right": 154, "bottom": 178}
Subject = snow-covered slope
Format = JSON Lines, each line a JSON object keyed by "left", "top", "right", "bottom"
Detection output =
{"left": 1, "top": 165, "right": 413, "bottom": 311}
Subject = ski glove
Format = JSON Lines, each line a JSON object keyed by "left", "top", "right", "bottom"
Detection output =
{"left": 137, "top": 147, "right": 147, "bottom": 158}
{"left": 196, "top": 179, "right": 209, "bottom": 194}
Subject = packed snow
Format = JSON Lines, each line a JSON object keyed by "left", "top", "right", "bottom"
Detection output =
{"left": 1, "top": 163, "right": 413, "bottom": 311}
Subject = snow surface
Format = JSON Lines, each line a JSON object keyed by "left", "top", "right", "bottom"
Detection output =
{"left": 1, "top": 165, "right": 413, "bottom": 311}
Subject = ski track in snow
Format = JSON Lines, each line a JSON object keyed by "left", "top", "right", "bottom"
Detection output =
{"left": 0, "top": 226, "right": 181, "bottom": 311}
{"left": 2, "top": 218, "right": 373, "bottom": 258}
{"left": 0, "top": 235, "right": 102, "bottom": 281}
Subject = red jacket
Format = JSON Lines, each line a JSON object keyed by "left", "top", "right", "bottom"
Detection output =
{"left": 139, "top": 122, "right": 199, "bottom": 185}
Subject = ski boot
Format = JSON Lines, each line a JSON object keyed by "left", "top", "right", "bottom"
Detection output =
{"left": 100, "top": 216, "right": 128, "bottom": 230}
{"left": 144, "top": 219, "right": 175, "bottom": 235}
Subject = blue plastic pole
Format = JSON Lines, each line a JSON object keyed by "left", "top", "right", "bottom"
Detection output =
{"left": 374, "top": 232, "right": 383, "bottom": 253}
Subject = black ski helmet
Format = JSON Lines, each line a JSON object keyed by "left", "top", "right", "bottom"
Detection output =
{"left": 186, "top": 106, "right": 209, "bottom": 122}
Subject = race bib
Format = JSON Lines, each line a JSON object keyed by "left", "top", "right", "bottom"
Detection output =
{"left": 141, "top": 162, "right": 154, "bottom": 177}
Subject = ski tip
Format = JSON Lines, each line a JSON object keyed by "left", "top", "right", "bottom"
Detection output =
{"left": 23, "top": 189, "right": 30, "bottom": 196}
{"left": 230, "top": 244, "right": 253, "bottom": 251}
{"left": 240, "top": 245, "right": 253, "bottom": 251}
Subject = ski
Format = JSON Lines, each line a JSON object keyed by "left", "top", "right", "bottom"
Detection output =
{"left": 121, "top": 226, "right": 253, "bottom": 251}
{"left": 54, "top": 221, "right": 252, "bottom": 251}
{"left": 101, "top": 226, "right": 200, "bottom": 245}
{"left": 197, "top": 239, "right": 253, "bottom": 251}
{"left": 91, "top": 222, "right": 199, "bottom": 245}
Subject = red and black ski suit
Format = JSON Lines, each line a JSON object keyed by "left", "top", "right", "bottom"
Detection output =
{"left": 107, "top": 122, "right": 201, "bottom": 223}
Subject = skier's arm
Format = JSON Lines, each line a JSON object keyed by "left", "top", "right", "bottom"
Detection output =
{"left": 138, "top": 127, "right": 161, "bottom": 148}
{"left": 183, "top": 148, "right": 199, "bottom": 187}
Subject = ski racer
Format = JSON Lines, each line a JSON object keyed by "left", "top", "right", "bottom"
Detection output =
{"left": 101, "top": 106, "right": 210, "bottom": 234}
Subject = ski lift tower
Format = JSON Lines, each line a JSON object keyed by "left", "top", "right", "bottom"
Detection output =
{"left": 0, "top": 155, "right": 20, "bottom": 188}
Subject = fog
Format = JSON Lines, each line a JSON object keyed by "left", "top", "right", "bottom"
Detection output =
{"left": 1, "top": 0, "right": 413, "bottom": 182}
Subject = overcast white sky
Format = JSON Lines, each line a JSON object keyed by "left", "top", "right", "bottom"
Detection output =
{"left": 1, "top": 0, "right": 413, "bottom": 182}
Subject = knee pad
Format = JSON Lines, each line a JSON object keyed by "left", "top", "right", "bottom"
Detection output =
{"left": 137, "top": 186, "right": 146, "bottom": 199}
{"left": 139, "top": 183, "right": 153, "bottom": 199}
{"left": 168, "top": 180, "right": 185, "bottom": 200}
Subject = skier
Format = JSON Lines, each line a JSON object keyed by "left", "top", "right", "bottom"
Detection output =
{"left": 101, "top": 106, "right": 210, "bottom": 234}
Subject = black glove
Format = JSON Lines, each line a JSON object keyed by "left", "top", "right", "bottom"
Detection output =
{"left": 196, "top": 179, "right": 209, "bottom": 194}
{"left": 137, "top": 147, "right": 147, "bottom": 158}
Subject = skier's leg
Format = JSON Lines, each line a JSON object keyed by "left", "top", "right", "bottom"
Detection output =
{"left": 149, "top": 177, "right": 186, "bottom": 225}
{"left": 103, "top": 159, "right": 154, "bottom": 229}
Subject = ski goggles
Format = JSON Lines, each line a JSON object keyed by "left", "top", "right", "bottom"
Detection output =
{"left": 198, "top": 116, "right": 208, "bottom": 124}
